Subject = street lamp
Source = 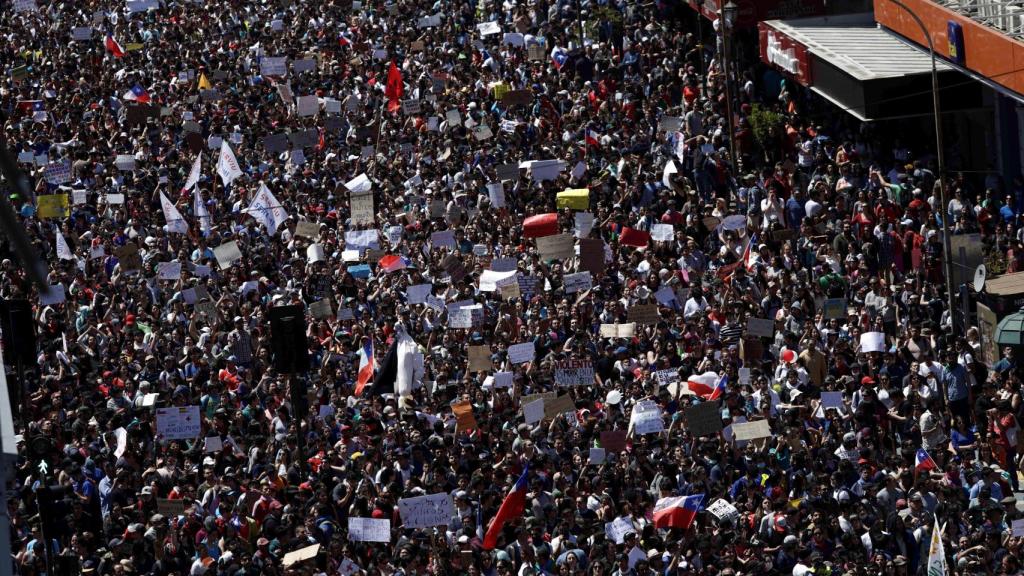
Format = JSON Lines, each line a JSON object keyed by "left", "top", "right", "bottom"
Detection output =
{"left": 884, "top": 0, "right": 956, "bottom": 331}
{"left": 718, "top": 0, "right": 739, "bottom": 176}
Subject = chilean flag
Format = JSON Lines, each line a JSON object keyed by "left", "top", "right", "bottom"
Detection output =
{"left": 378, "top": 254, "right": 409, "bottom": 273}
{"left": 354, "top": 340, "right": 375, "bottom": 396}
{"left": 123, "top": 83, "right": 151, "bottom": 103}
{"left": 105, "top": 33, "right": 126, "bottom": 58}
{"left": 584, "top": 128, "right": 601, "bottom": 148}
{"left": 653, "top": 494, "right": 704, "bottom": 529}
{"left": 338, "top": 32, "right": 351, "bottom": 47}
{"left": 915, "top": 448, "right": 937, "bottom": 473}
{"left": 742, "top": 233, "right": 758, "bottom": 271}
{"left": 483, "top": 467, "right": 529, "bottom": 550}
{"left": 687, "top": 372, "right": 720, "bottom": 398}
{"left": 707, "top": 374, "right": 727, "bottom": 401}
{"left": 550, "top": 46, "right": 568, "bottom": 70}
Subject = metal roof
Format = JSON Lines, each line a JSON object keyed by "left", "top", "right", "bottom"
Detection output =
{"left": 763, "top": 13, "right": 951, "bottom": 82}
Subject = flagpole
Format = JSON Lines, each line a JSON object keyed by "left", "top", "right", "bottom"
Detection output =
{"left": 372, "top": 101, "right": 386, "bottom": 181}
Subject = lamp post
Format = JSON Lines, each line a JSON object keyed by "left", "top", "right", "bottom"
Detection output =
{"left": 885, "top": 0, "right": 956, "bottom": 332}
{"left": 718, "top": 0, "right": 739, "bottom": 176}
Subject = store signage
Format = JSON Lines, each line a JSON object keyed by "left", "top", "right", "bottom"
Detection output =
{"left": 758, "top": 24, "right": 813, "bottom": 85}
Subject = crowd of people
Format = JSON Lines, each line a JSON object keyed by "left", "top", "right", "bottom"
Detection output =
{"left": 2, "top": 0, "right": 1023, "bottom": 574}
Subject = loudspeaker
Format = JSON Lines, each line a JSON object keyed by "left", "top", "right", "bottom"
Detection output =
{"left": 269, "top": 305, "right": 310, "bottom": 375}
{"left": 0, "top": 299, "right": 36, "bottom": 366}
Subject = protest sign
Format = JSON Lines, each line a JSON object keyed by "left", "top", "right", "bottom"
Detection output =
{"left": 600, "top": 430, "right": 628, "bottom": 452}
{"left": 731, "top": 419, "right": 772, "bottom": 441}
{"left": 260, "top": 56, "right": 288, "bottom": 76}
{"left": 554, "top": 360, "right": 594, "bottom": 386}
{"left": 155, "top": 406, "right": 201, "bottom": 440}
{"left": 820, "top": 391, "right": 844, "bottom": 410}
{"left": 707, "top": 499, "right": 740, "bottom": 524}
{"left": 295, "top": 220, "right": 320, "bottom": 239}
{"left": 156, "top": 498, "right": 186, "bottom": 517}
{"left": 860, "top": 332, "right": 886, "bottom": 353}
{"left": 544, "top": 394, "right": 575, "bottom": 419}
{"left": 605, "top": 517, "right": 635, "bottom": 544}
{"left": 282, "top": 544, "right": 320, "bottom": 568}
{"left": 524, "top": 398, "right": 544, "bottom": 425}
{"left": 589, "top": 448, "right": 606, "bottom": 465}
{"left": 536, "top": 233, "right": 574, "bottom": 260}
{"left": 627, "top": 305, "right": 660, "bottom": 325}
{"left": 746, "top": 318, "right": 775, "bottom": 338}
{"left": 453, "top": 401, "right": 477, "bottom": 432}
{"left": 562, "top": 271, "right": 592, "bottom": 294}
{"left": 351, "top": 194, "right": 375, "bottom": 225}
{"left": 631, "top": 401, "right": 664, "bottom": 435}
{"left": 397, "top": 494, "right": 455, "bottom": 529}
{"left": 37, "top": 194, "right": 70, "bottom": 219}
{"left": 685, "top": 401, "right": 723, "bottom": 437}
{"left": 467, "top": 345, "right": 493, "bottom": 372}
{"left": 114, "top": 243, "right": 142, "bottom": 271}
{"left": 599, "top": 323, "right": 635, "bottom": 338}
{"left": 508, "top": 342, "right": 535, "bottom": 364}
{"left": 213, "top": 241, "right": 242, "bottom": 269}
{"left": 40, "top": 285, "right": 66, "bottom": 306}
{"left": 347, "top": 518, "right": 390, "bottom": 542}
{"left": 823, "top": 298, "right": 847, "bottom": 319}
{"left": 406, "top": 284, "right": 432, "bottom": 304}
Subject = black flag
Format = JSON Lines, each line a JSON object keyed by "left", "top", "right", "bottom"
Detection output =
{"left": 369, "top": 336, "right": 398, "bottom": 396}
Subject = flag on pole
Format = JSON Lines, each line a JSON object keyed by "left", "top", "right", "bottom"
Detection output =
{"left": 355, "top": 340, "right": 375, "bottom": 396}
{"left": 160, "top": 192, "right": 189, "bottom": 234}
{"left": 216, "top": 140, "right": 243, "bottom": 186}
{"left": 652, "top": 494, "right": 704, "bottom": 529}
{"left": 686, "top": 372, "right": 720, "bottom": 398}
{"left": 708, "top": 374, "right": 727, "bottom": 401}
{"left": 550, "top": 46, "right": 568, "bottom": 70}
{"left": 384, "top": 60, "right": 403, "bottom": 113}
{"left": 194, "top": 189, "right": 212, "bottom": 234}
{"left": 482, "top": 467, "right": 529, "bottom": 549}
{"left": 584, "top": 128, "right": 601, "bottom": 148}
{"left": 105, "top": 33, "right": 126, "bottom": 58}
{"left": 55, "top": 230, "right": 74, "bottom": 261}
{"left": 183, "top": 153, "right": 202, "bottom": 191}
{"left": 245, "top": 182, "right": 289, "bottom": 235}
{"left": 926, "top": 516, "right": 947, "bottom": 576}
{"left": 743, "top": 233, "right": 759, "bottom": 271}
{"left": 916, "top": 449, "right": 938, "bottom": 473}
{"left": 123, "top": 83, "right": 151, "bottom": 103}
{"left": 377, "top": 254, "right": 409, "bottom": 273}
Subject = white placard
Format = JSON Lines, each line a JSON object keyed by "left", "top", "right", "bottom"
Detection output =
{"left": 213, "top": 241, "right": 242, "bottom": 269}
{"left": 563, "top": 271, "right": 592, "bottom": 294}
{"left": 651, "top": 223, "right": 674, "bottom": 242}
{"left": 860, "top": 331, "right": 886, "bottom": 353}
{"left": 157, "top": 261, "right": 182, "bottom": 280}
{"left": 72, "top": 190, "right": 87, "bottom": 205}
{"left": 397, "top": 494, "right": 455, "bottom": 529}
{"left": 631, "top": 401, "right": 664, "bottom": 435}
{"left": 296, "top": 94, "right": 319, "bottom": 117}
{"left": 477, "top": 21, "right": 501, "bottom": 35}
{"left": 575, "top": 212, "right": 594, "bottom": 238}
{"left": 347, "top": 517, "right": 391, "bottom": 542}
{"left": 487, "top": 181, "right": 505, "bottom": 208}
{"left": 204, "top": 436, "right": 223, "bottom": 452}
{"left": 820, "top": 391, "right": 844, "bottom": 410}
{"left": 105, "top": 193, "right": 125, "bottom": 205}
{"left": 604, "top": 517, "right": 635, "bottom": 544}
{"left": 731, "top": 419, "right": 772, "bottom": 441}
{"left": 589, "top": 447, "right": 606, "bottom": 465}
{"left": 508, "top": 342, "right": 535, "bottom": 364}
{"left": 351, "top": 194, "right": 375, "bottom": 225}
{"left": 114, "top": 155, "right": 136, "bottom": 171}
{"left": 155, "top": 405, "right": 201, "bottom": 440}
{"left": 1013, "top": 518, "right": 1024, "bottom": 537}
{"left": 523, "top": 398, "right": 544, "bottom": 425}
{"left": 431, "top": 230, "right": 455, "bottom": 249}
{"left": 706, "top": 499, "right": 740, "bottom": 524}
{"left": 344, "top": 230, "right": 379, "bottom": 251}
{"left": 479, "top": 269, "right": 516, "bottom": 292}
{"left": 260, "top": 56, "right": 288, "bottom": 77}
{"left": 345, "top": 173, "right": 373, "bottom": 196}
{"left": 406, "top": 284, "right": 432, "bottom": 304}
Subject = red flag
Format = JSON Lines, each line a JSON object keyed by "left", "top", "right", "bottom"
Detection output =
{"left": 105, "top": 33, "right": 126, "bottom": 58}
{"left": 385, "top": 61, "right": 403, "bottom": 113}
{"left": 619, "top": 227, "right": 651, "bottom": 248}
{"left": 522, "top": 213, "right": 559, "bottom": 239}
{"left": 482, "top": 467, "right": 529, "bottom": 549}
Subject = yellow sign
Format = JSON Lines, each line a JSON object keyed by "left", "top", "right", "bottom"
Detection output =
{"left": 125, "top": 43, "right": 145, "bottom": 52}
{"left": 556, "top": 188, "right": 589, "bottom": 211}
{"left": 492, "top": 82, "right": 510, "bottom": 101}
{"left": 37, "top": 194, "right": 69, "bottom": 219}
{"left": 198, "top": 73, "right": 211, "bottom": 90}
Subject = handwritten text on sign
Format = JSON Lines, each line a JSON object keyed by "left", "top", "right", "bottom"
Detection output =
{"left": 397, "top": 493, "right": 455, "bottom": 529}
{"left": 155, "top": 405, "right": 201, "bottom": 440}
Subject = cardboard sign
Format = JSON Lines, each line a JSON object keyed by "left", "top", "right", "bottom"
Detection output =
{"left": 155, "top": 405, "right": 201, "bottom": 440}
{"left": 397, "top": 494, "right": 455, "bottom": 529}
{"left": 114, "top": 243, "right": 142, "bottom": 271}
{"left": 351, "top": 194, "right": 375, "bottom": 225}
{"left": 401, "top": 99, "right": 422, "bottom": 115}
{"left": 600, "top": 430, "right": 628, "bottom": 453}
{"left": 309, "top": 299, "right": 333, "bottom": 320}
{"left": 441, "top": 254, "right": 467, "bottom": 283}
{"left": 453, "top": 401, "right": 477, "bottom": 432}
{"left": 468, "top": 345, "right": 493, "bottom": 372}
{"left": 295, "top": 220, "right": 321, "bottom": 239}
{"left": 156, "top": 498, "right": 186, "bottom": 517}
{"left": 282, "top": 544, "right": 320, "bottom": 568}
{"left": 347, "top": 518, "right": 391, "bottom": 542}
{"left": 685, "top": 401, "right": 723, "bottom": 437}
{"left": 599, "top": 323, "right": 635, "bottom": 338}
{"left": 501, "top": 89, "right": 532, "bottom": 106}
{"left": 536, "top": 233, "right": 574, "bottom": 260}
{"left": 528, "top": 45, "right": 545, "bottom": 60}
{"left": 544, "top": 394, "right": 575, "bottom": 419}
{"left": 746, "top": 318, "right": 775, "bottom": 338}
{"left": 731, "top": 419, "right": 772, "bottom": 441}
{"left": 553, "top": 360, "right": 594, "bottom": 386}
{"left": 578, "top": 238, "right": 605, "bottom": 276}
{"left": 628, "top": 305, "right": 660, "bottom": 325}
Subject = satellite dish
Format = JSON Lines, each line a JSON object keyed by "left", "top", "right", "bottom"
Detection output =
{"left": 974, "top": 264, "right": 987, "bottom": 293}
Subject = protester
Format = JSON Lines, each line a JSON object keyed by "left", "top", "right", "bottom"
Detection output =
{"left": 0, "top": 0, "right": 1019, "bottom": 575}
